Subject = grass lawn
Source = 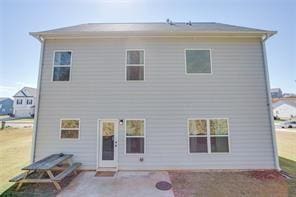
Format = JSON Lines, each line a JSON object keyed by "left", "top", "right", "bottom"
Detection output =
{"left": 276, "top": 130, "right": 296, "bottom": 196}
{"left": 0, "top": 127, "right": 32, "bottom": 193}
{"left": 279, "top": 157, "right": 296, "bottom": 196}
{"left": 276, "top": 130, "right": 296, "bottom": 161}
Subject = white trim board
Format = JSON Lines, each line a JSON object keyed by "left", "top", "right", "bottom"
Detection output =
{"left": 261, "top": 40, "right": 280, "bottom": 170}
{"left": 31, "top": 39, "right": 45, "bottom": 162}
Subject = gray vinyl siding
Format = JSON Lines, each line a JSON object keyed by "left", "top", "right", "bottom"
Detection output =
{"left": 34, "top": 37, "right": 276, "bottom": 170}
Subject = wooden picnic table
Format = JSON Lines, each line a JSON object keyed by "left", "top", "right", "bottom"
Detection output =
{"left": 10, "top": 153, "right": 81, "bottom": 191}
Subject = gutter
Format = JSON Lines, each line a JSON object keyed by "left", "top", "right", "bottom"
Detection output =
{"left": 30, "top": 31, "right": 277, "bottom": 40}
{"left": 261, "top": 33, "right": 280, "bottom": 170}
{"left": 262, "top": 31, "right": 277, "bottom": 41}
{"left": 30, "top": 35, "right": 45, "bottom": 162}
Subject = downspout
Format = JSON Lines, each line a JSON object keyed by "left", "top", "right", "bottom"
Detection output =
{"left": 31, "top": 35, "right": 45, "bottom": 162}
{"left": 261, "top": 34, "right": 280, "bottom": 170}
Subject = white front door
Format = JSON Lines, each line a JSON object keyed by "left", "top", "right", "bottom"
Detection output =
{"left": 99, "top": 119, "right": 118, "bottom": 167}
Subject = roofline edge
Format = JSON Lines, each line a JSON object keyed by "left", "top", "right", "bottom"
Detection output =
{"left": 29, "top": 31, "right": 276, "bottom": 40}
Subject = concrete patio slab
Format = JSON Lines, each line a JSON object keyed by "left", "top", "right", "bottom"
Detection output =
{"left": 58, "top": 171, "right": 174, "bottom": 197}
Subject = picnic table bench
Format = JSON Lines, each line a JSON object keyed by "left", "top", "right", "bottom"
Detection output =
{"left": 9, "top": 153, "right": 81, "bottom": 191}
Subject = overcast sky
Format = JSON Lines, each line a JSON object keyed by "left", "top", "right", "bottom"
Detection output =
{"left": 0, "top": 0, "right": 295, "bottom": 97}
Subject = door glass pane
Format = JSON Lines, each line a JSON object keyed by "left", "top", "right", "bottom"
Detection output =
{"left": 102, "top": 122, "right": 114, "bottom": 160}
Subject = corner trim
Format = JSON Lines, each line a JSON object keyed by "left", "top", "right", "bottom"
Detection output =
{"left": 261, "top": 39, "right": 280, "bottom": 170}
{"left": 31, "top": 39, "right": 45, "bottom": 162}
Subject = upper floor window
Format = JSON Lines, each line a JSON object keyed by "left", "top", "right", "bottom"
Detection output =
{"left": 126, "top": 50, "right": 144, "bottom": 81}
{"left": 53, "top": 51, "right": 72, "bottom": 81}
{"left": 185, "top": 49, "right": 212, "bottom": 74}
{"left": 26, "top": 99, "right": 33, "bottom": 105}
{"left": 16, "top": 99, "right": 22, "bottom": 104}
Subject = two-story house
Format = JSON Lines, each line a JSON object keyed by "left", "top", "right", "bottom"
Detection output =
{"left": 13, "top": 87, "right": 36, "bottom": 117}
{"left": 30, "top": 22, "right": 279, "bottom": 171}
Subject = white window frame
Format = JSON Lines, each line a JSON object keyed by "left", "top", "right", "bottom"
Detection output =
{"left": 184, "top": 49, "right": 213, "bottom": 75}
{"left": 125, "top": 119, "right": 146, "bottom": 155}
{"left": 60, "top": 118, "right": 80, "bottom": 140}
{"left": 187, "top": 118, "right": 230, "bottom": 154}
{"left": 52, "top": 50, "right": 73, "bottom": 82}
{"left": 125, "top": 49, "right": 145, "bottom": 82}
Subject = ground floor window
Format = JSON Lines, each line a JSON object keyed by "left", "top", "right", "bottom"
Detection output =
{"left": 188, "top": 119, "right": 208, "bottom": 153}
{"left": 125, "top": 119, "right": 145, "bottom": 154}
{"left": 60, "top": 119, "right": 80, "bottom": 139}
{"left": 210, "top": 119, "right": 230, "bottom": 152}
{"left": 188, "top": 118, "right": 229, "bottom": 153}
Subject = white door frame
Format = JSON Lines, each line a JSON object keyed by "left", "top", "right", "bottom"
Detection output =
{"left": 97, "top": 119, "right": 118, "bottom": 168}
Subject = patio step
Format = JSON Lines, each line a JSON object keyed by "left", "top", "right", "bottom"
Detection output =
{"left": 96, "top": 167, "right": 117, "bottom": 172}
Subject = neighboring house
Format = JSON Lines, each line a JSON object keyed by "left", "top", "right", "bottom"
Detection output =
{"left": 273, "top": 101, "right": 296, "bottom": 119}
{"left": 270, "top": 88, "right": 282, "bottom": 98}
{"left": 13, "top": 87, "right": 37, "bottom": 117}
{"left": 0, "top": 98, "right": 13, "bottom": 115}
{"left": 30, "top": 22, "right": 279, "bottom": 171}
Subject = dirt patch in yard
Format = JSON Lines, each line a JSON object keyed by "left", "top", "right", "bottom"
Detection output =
{"left": 169, "top": 170, "right": 288, "bottom": 197}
